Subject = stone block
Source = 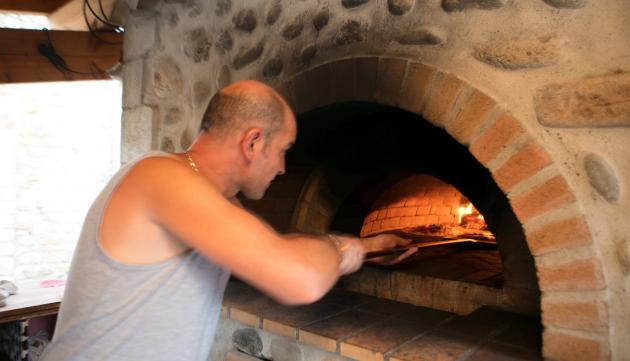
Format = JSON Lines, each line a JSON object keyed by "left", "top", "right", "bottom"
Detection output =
{"left": 342, "top": 0, "right": 370, "bottom": 8}
{"left": 535, "top": 72, "right": 630, "bottom": 127}
{"left": 183, "top": 27, "right": 211, "bottom": 64}
{"left": 232, "top": 9, "right": 257, "bottom": 33}
{"left": 232, "top": 41, "right": 265, "bottom": 70}
{"left": 262, "top": 57, "right": 283, "bottom": 78}
{"left": 442, "top": 0, "right": 507, "bottom": 12}
{"left": 296, "top": 43, "right": 317, "bottom": 66}
{"left": 584, "top": 153, "right": 620, "bottom": 203}
{"left": 122, "top": 58, "right": 143, "bottom": 109}
{"left": 394, "top": 27, "right": 447, "bottom": 46}
{"left": 232, "top": 328, "right": 263, "bottom": 358}
{"left": 388, "top": 0, "right": 414, "bottom": 15}
{"left": 265, "top": 1, "right": 282, "bottom": 25}
{"left": 122, "top": 106, "right": 154, "bottom": 164}
{"left": 143, "top": 56, "right": 184, "bottom": 106}
{"left": 123, "top": 12, "right": 156, "bottom": 61}
{"left": 313, "top": 8, "right": 329, "bottom": 31}
{"left": 335, "top": 20, "right": 366, "bottom": 46}
{"left": 216, "top": 30, "right": 233, "bottom": 54}
{"left": 474, "top": 36, "right": 562, "bottom": 70}
{"left": 281, "top": 15, "right": 304, "bottom": 41}
{"left": 542, "top": 0, "right": 587, "bottom": 9}
{"left": 215, "top": 0, "right": 231, "bottom": 16}
{"left": 617, "top": 239, "right": 630, "bottom": 275}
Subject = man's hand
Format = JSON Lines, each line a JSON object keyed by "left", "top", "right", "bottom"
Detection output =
{"left": 361, "top": 233, "right": 418, "bottom": 266}
{"left": 329, "top": 235, "right": 365, "bottom": 275}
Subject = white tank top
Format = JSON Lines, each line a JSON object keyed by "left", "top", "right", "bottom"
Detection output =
{"left": 41, "top": 151, "right": 231, "bottom": 361}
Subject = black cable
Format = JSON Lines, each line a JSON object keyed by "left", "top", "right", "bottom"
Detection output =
{"left": 98, "top": 0, "right": 110, "bottom": 21}
{"left": 98, "top": 0, "right": 125, "bottom": 34}
{"left": 84, "top": 0, "right": 122, "bottom": 30}
{"left": 82, "top": 0, "right": 123, "bottom": 45}
{"left": 38, "top": 29, "right": 109, "bottom": 76}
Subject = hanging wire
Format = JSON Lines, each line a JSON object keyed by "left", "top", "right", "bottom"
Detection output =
{"left": 37, "top": 29, "right": 109, "bottom": 76}
{"left": 98, "top": 0, "right": 110, "bottom": 22}
{"left": 82, "top": 0, "right": 123, "bottom": 45}
{"left": 83, "top": 0, "right": 123, "bottom": 31}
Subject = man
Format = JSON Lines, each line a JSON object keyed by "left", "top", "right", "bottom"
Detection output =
{"left": 41, "top": 80, "right": 414, "bottom": 361}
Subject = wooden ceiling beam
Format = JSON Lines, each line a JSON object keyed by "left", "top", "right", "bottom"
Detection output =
{"left": 0, "top": 0, "right": 71, "bottom": 14}
{"left": 0, "top": 28, "right": 122, "bottom": 83}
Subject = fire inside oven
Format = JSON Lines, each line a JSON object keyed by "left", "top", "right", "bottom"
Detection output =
{"left": 353, "top": 175, "right": 502, "bottom": 294}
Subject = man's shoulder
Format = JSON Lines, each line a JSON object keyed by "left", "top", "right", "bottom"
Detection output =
{"left": 131, "top": 152, "right": 188, "bottom": 175}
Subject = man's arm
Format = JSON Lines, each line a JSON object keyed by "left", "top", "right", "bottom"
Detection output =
{"left": 134, "top": 157, "right": 352, "bottom": 305}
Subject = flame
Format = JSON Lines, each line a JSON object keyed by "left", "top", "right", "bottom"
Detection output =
{"left": 457, "top": 203, "right": 474, "bottom": 224}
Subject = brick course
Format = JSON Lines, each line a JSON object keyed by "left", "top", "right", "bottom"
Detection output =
{"left": 422, "top": 73, "right": 467, "bottom": 127}
{"left": 493, "top": 140, "right": 553, "bottom": 191}
{"left": 538, "top": 258, "right": 605, "bottom": 292}
{"left": 446, "top": 89, "right": 497, "bottom": 145}
{"left": 542, "top": 296, "right": 607, "bottom": 331}
{"left": 526, "top": 217, "right": 592, "bottom": 255}
{"left": 355, "top": 57, "right": 379, "bottom": 102}
{"left": 511, "top": 175, "right": 576, "bottom": 222}
{"left": 375, "top": 58, "right": 408, "bottom": 106}
{"left": 398, "top": 62, "right": 436, "bottom": 114}
{"left": 544, "top": 329, "right": 609, "bottom": 361}
{"left": 469, "top": 112, "right": 524, "bottom": 166}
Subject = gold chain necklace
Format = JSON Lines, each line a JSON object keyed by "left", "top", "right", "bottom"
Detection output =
{"left": 184, "top": 152, "right": 199, "bottom": 173}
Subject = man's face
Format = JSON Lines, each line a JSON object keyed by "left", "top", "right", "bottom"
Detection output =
{"left": 242, "top": 113, "right": 297, "bottom": 200}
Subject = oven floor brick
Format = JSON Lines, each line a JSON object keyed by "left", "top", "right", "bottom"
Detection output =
{"left": 221, "top": 279, "right": 542, "bottom": 360}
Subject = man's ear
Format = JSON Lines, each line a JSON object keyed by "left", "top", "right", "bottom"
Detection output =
{"left": 240, "top": 127, "right": 264, "bottom": 161}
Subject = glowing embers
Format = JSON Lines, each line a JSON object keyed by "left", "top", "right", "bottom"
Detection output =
{"left": 360, "top": 174, "right": 494, "bottom": 241}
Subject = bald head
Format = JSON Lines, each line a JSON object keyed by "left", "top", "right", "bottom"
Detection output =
{"left": 200, "top": 80, "right": 289, "bottom": 140}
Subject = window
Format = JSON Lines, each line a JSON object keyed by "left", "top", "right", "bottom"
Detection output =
{"left": 0, "top": 80, "right": 121, "bottom": 281}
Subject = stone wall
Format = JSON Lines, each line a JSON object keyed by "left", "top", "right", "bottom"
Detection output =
{"left": 118, "top": 0, "right": 630, "bottom": 359}
{"left": 0, "top": 81, "right": 121, "bottom": 281}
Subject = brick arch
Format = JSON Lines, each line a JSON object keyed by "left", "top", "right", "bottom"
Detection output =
{"left": 274, "top": 57, "right": 610, "bottom": 360}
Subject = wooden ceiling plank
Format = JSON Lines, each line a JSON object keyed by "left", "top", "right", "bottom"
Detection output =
{"left": 0, "top": 28, "right": 121, "bottom": 83}
{"left": 0, "top": 28, "right": 122, "bottom": 57}
{"left": 0, "top": 0, "right": 71, "bottom": 14}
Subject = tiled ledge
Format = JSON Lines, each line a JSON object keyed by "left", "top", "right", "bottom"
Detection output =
{"left": 221, "top": 279, "right": 542, "bottom": 361}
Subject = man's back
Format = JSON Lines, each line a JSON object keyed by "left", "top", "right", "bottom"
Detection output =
{"left": 41, "top": 153, "right": 230, "bottom": 361}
